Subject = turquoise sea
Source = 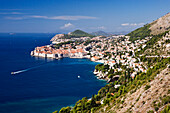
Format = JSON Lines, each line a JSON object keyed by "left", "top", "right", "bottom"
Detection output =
{"left": 0, "top": 33, "right": 106, "bottom": 113}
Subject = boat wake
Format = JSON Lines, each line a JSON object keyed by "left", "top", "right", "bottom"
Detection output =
{"left": 11, "top": 67, "right": 35, "bottom": 75}
{"left": 11, "top": 70, "right": 28, "bottom": 75}
{"left": 11, "top": 62, "right": 50, "bottom": 75}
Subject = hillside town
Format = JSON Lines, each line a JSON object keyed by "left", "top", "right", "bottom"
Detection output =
{"left": 30, "top": 31, "right": 168, "bottom": 82}
{"left": 52, "top": 13, "right": 170, "bottom": 113}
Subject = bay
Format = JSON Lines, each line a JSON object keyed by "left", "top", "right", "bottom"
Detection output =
{"left": 0, "top": 33, "right": 106, "bottom": 113}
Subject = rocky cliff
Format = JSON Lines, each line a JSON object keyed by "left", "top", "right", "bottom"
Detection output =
{"left": 150, "top": 13, "right": 170, "bottom": 35}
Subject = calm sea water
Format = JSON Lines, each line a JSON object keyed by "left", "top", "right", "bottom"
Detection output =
{"left": 0, "top": 33, "right": 106, "bottom": 113}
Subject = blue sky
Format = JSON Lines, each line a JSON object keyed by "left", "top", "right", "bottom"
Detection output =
{"left": 0, "top": 0, "right": 169, "bottom": 33}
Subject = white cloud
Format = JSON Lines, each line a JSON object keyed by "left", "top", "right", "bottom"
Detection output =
{"left": 121, "top": 23, "right": 129, "bottom": 26}
{"left": 121, "top": 23, "right": 145, "bottom": 27}
{"left": 60, "top": 23, "right": 75, "bottom": 29}
{"left": 29, "top": 15, "right": 48, "bottom": 19}
{"left": 0, "top": 12, "right": 25, "bottom": 15}
{"left": 130, "top": 23, "right": 137, "bottom": 26}
{"left": 5, "top": 15, "right": 97, "bottom": 20}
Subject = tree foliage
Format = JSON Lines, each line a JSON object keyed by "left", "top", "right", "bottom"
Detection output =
{"left": 127, "top": 24, "right": 151, "bottom": 42}
{"left": 57, "top": 57, "right": 170, "bottom": 112}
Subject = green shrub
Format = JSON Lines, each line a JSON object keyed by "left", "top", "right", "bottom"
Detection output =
{"left": 121, "top": 100, "right": 124, "bottom": 104}
{"left": 145, "top": 85, "right": 151, "bottom": 90}
{"left": 147, "top": 110, "right": 154, "bottom": 113}
{"left": 154, "top": 106, "right": 159, "bottom": 111}
{"left": 136, "top": 94, "right": 141, "bottom": 102}
{"left": 162, "top": 96, "right": 170, "bottom": 105}
{"left": 160, "top": 105, "right": 170, "bottom": 113}
{"left": 127, "top": 24, "right": 151, "bottom": 42}
{"left": 59, "top": 106, "right": 71, "bottom": 113}
{"left": 53, "top": 111, "right": 58, "bottom": 113}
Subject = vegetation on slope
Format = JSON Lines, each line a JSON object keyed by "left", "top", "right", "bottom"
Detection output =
{"left": 127, "top": 13, "right": 170, "bottom": 41}
{"left": 127, "top": 24, "right": 151, "bottom": 42}
{"left": 52, "top": 14, "right": 170, "bottom": 113}
{"left": 160, "top": 105, "right": 170, "bottom": 113}
{"left": 53, "top": 31, "right": 169, "bottom": 112}
{"left": 52, "top": 41, "right": 74, "bottom": 49}
{"left": 53, "top": 57, "right": 169, "bottom": 113}
{"left": 96, "top": 58, "right": 170, "bottom": 113}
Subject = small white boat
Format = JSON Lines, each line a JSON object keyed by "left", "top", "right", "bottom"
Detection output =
{"left": 78, "top": 76, "right": 80, "bottom": 78}
{"left": 11, "top": 72, "right": 16, "bottom": 75}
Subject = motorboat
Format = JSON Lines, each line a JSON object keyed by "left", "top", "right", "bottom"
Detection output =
{"left": 11, "top": 72, "right": 14, "bottom": 74}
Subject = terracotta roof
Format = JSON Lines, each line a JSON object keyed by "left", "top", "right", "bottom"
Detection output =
{"left": 93, "top": 56, "right": 100, "bottom": 60}
{"left": 111, "top": 93, "right": 114, "bottom": 96}
{"left": 112, "top": 61, "right": 116, "bottom": 63}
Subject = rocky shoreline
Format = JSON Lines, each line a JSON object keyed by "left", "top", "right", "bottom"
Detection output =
{"left": 93, "top": 69, "right": 120, "bottom": 82}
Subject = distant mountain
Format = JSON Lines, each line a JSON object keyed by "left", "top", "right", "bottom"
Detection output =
{"left": 90, "top": 31, "right": 111, "bottom": 36}
{"left": 68, "top": 29, "right": 94, "bottom": 38}
{"left": 127, "top": 13, "right": 170, "bottom": 41}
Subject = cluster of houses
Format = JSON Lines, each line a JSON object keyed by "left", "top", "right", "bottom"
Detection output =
{"left": 50, "top": 33, "right": 90, "bottom": 44}
{"left": 158, "top": 31, "right": 170, "bottom": 54}
{"left": 91, "top": 36, "right": 150, "bottom": 80}
{"left": 31, "top": 45, "right": 89, "bottom": 59}
{"left": 31, "top": 33, "right": 153, "bottom": 81}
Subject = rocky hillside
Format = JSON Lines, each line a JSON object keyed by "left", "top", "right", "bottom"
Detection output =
{"left": 127, "top": 13, "right": 170, "bottom": 41}
{"left": 99, "top": 67, "right": 170, "bottom": 113}
{"left": 150, "top": 13, "right": 170, "bottom": 35}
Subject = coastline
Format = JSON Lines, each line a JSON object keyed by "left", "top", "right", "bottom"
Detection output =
{"left": 31, "top": 51, "right": 108, "bottom": 81}
{"left": 29, "top": 31, "right": 160, "bottom": 112}
{"left": 0, "top": 34, "right": 108, "bottom": 113}
{"left": 31, "top": 52, "right": 115, "bottom": 83}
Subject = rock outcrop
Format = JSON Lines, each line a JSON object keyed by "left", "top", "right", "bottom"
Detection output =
{"left": 150, "top": 13, "right": 170, "bottom": 35}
